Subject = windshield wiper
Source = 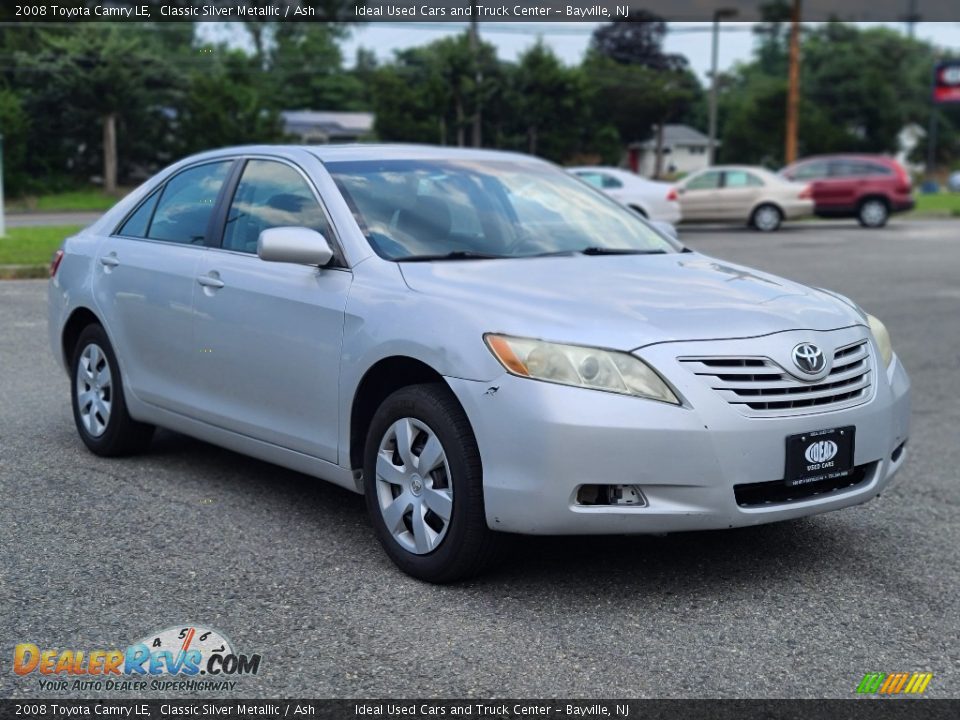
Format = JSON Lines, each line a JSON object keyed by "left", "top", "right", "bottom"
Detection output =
{"left": 396, "top": 251, "right": 508, "bottom": 262}
{"left": 578, "top": 247, "right": 668, "bottom": 256}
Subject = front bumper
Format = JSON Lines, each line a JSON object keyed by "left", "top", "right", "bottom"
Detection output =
{"left": 446, "top": 333, "right": 910, "bottom": 535}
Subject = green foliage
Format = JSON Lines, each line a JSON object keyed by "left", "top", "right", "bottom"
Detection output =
{"left": 12, "top": 25, "right": 184, "bottom": 191}
{"left": 0, "top": 89, "right": 29, "bottom": 195}
{"left": 175, "top": 47, "right": 284, "bottom": 155}
{"left": 0, "top": 225, "right": 82, "bottom": 265}
{"left": 5, "top": 188, "right": 122, "bottom": 213}
{"left": 718, "top": 22, "right": 942, "bottom": 168}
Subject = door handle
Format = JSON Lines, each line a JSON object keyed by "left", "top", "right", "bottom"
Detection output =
{"left": 99, "top": 255, "right": 120, "bottom": 268}
{"left": 197, "top": 274, "right": 225, "bottom": 289}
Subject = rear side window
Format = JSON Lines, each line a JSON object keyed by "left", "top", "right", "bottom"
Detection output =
{"left": 831, "top": 161, "right": 893, "bottom": 177}
{"left": 147, "top": 161, "right": 232, "bottom": 245}
{"left": 117, "top": 189, "right": 160, "bottom": 238}
{"left": 221, "top": 160, "right": 334, "bottom": 254}
{"left": 686, "top": 171, "right": 722, "bottom": 190}
{"left": 724, "top": 171, "right": 763, "bottom": 188}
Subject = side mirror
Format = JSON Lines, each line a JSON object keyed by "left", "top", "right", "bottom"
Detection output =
{"left": 257, "top": 227, "right": 333, "bottom": 266}
{"left": 651, "top": 220, "right": 678, "bottom": 240}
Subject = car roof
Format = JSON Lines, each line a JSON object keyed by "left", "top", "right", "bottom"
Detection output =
{"left": 178, "top": 143, "right": 543, "bottom": 165}
{"left": 789, "top": 154, "right": 897, "bottom": 165}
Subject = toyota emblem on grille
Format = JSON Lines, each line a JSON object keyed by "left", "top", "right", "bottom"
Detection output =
{"left": 793, "top": 343, "right": 826, "bottom": 374}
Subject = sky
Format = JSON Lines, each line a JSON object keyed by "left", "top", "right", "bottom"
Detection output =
{"left": 336, "top": 21, "right": 960, "bottom": 83}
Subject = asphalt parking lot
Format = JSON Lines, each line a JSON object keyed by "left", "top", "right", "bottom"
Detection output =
{"left": 1, "top": 218, "right": 958, "bottom": 699}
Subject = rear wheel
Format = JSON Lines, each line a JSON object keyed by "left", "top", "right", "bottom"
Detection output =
{"left": 71, "top": 324, "right": 154, "bottom": 456}
{"left": 363, "top": 383, "right": 504, "bottom": 583}
{"left": 858, "top": 198, "right": 889, "bottom": 228}
{"left": 751, "top": 204, "right": 783, "bottom": 232}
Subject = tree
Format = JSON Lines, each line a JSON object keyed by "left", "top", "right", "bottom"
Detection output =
{"left": 587, "top": 15, "right": 704, "bottom": 175}
{"left": 15, "top": 25, "right": 182, "bottom": 192}
{"left": 717, "top": 22, "right": 942, "bottom": 167}
{"left": 263, "top": 24, "right": 366, "bottom": 111}
{"left": 512, "top": 41, "right": 589, "bottom": 158}
{"left": 176, "top": 47, "right": 285, "bottom": 155}
{"left": 589, "top": 13, "right": 687, "bottom": 70}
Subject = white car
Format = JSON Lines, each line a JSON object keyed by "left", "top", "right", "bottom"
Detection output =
{"left": 569, "top": 166, "right": 682, "bottom": 224}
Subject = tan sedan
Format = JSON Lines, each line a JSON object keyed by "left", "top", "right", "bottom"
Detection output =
{"left": 677, "top": 166, "right": 814, "bottom": 231}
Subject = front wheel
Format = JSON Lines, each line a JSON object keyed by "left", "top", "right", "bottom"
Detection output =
{"left": 71, "top": 324, "right": 154, "bottom": 456}
{"left": 858, "top": 198, "right": 889, "bottom": 228}
{"left": 751, "top": 204, "right": 783, "bottom": 232}
{"left": 363, "top": 384, "right": 504, "bottom": 583}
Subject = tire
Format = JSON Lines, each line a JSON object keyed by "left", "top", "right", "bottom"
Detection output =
{"left": 70, "top": 324, "right": 154, "bottom": 457}
{"left": 363, "top": 383, "right": 504, "bottom": 583}
{"left": 629, "top": 205, "right": 648, "bottom": 219}
{"left": 858, "top": 197, "right": 889, "bottom": 228}
{"left": 751, "top": 203, "right": 783, "bottom": 232}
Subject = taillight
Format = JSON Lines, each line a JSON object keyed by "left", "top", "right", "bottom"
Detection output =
{"left": 798, "top": 184, "right": 813, "bottom": 199}
{"left": 892, "top": 161, "right": 912, "bottom": 191}
{"left": 666, "top": 187, "right": 678, "bottom": 201}
{"left": 50, "top": 249, "right": 64, "bottom": 278}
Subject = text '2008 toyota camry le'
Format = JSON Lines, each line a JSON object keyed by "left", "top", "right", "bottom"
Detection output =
{"left": 49, "top": 145, "right": 910, "bottom": 582}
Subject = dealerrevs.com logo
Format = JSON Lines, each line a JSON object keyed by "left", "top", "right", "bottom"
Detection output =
{"left": 13, "top": 625, "right": 262, "bottom": 692}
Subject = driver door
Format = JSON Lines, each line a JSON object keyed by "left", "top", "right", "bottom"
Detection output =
{"left": 191, "top": 158, "right": 351, "bottom": 463}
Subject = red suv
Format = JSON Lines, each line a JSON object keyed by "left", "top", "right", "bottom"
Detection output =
{"left": 780, "top": 155, "right": 914, "bottom": 228}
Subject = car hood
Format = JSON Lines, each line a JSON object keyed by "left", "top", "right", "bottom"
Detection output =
{"left": 398, "top": 252, "right": 862, "bottom": 350}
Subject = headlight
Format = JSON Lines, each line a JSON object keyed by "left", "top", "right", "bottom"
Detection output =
{"left": 484, "top": 334, "right": 680, "bottom": 404}
{"left": 867, "top": 314, "right": 894, "bottom": 367}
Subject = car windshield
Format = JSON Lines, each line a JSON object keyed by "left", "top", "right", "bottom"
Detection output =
{"left": 326, "top": 159, "right": 676, "bottom": 260}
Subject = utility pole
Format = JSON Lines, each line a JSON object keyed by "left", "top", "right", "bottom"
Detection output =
{"left": 708, "top": 8, "right": 737, "bottom": 165}
{"left": 469, "top": 4, "right": 482, "bottom": 148}
{"left": 905, "top": 0, "right": 918, "bottom": 38}
{"left": 784, "top": 0, "right": 802, "bottom": 165}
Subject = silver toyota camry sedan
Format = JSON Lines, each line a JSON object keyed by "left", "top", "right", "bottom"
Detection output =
{"left": 49, "top": 145, "right": 910, "bottom": 582}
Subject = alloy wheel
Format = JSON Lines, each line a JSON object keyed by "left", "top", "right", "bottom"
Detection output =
{"left": 861, "top": 200, "right": 888, "bottom": 227}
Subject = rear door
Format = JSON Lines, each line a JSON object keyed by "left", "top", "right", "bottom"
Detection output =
{"left": 719, "top": 170, "right": 765, "bottom": 221}
{"left": 678, "top": 170, "right": 724, "bottom": 221}
{"left": 93, "top": 159, "right": 235, "bottom": 414}
{"left": 191, "top": 157, "right": 351, "bottom": 462}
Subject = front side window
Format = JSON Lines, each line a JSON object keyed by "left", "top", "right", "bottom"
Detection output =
{"left": 328, "top": 159, "right": 675, "bottom": 260}
{"left": 147, "top": 161, "right": 232, "bottom": 245}
{"left": 791, "top": 162, "right": 829, "bottom": 180}
{"left": 221, "top": 160, "right": 334, "bottom": 254}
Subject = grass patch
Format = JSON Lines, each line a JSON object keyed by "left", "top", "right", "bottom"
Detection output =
{"left": 911, "top": 193, "right": 960, "bottom": 217}
{"left": 0, "top": 225, "right": 83, "bottom": 266}
{"left": 5, "top": 188, "right": 124, "bottom": 213}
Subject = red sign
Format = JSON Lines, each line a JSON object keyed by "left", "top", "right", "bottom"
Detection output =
{"left": 934, "top": 61, "right": 960, "bottom": 103}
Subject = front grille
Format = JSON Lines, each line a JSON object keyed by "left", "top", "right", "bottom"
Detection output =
{"left": 679, "top": 339, "right": 873, "bottom": 417}
{"left": 734, "top": 464, "right": 872, "bottom": 507}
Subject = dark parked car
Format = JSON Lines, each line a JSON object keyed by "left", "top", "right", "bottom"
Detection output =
{"left": 780, "top": 155, "right": 914, "bottom": 228}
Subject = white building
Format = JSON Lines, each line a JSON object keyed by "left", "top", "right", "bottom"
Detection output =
{"left": 628, "top": 124, "right": 713, "bottom": 178}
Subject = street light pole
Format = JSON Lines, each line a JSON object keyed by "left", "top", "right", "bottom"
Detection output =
{"left": 708, "top": 9, "right": 736, "bottom": 166}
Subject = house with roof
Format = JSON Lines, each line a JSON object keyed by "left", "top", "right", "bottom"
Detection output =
{"left": 280, "top": 111, "right": 375, "bottom": 144}
{"left": 627, "top": 124, "right": 714, "bottom": 178}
